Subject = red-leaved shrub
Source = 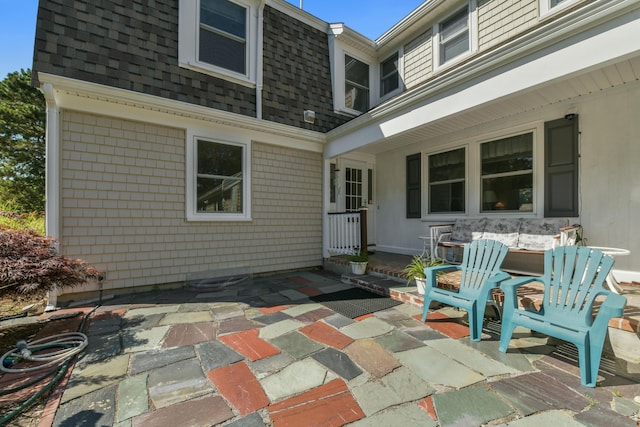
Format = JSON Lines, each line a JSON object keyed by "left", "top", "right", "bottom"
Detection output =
{"left": 0, "top": 227, "right": 100, "bottom": 294}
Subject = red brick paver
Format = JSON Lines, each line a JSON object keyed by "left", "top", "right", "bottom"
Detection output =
{"left": 419, "top": 396, "right": 438, "bottom": 421}
{"left": 297, "top": 286, "right": 324, "bottom": 297}
{"left": 299, "top": 321, "right": 354, "bottom": 350}
{"left": 258, "top": 305, "right": 288, "bottom": 315}
{"left": 415, "top": 312, "right": 470, "bottom": 339}
{"left": 218, "top": 329, "right": 280, "bottom": 361}
{"left": 207, "top": 362, "right": 268, "bottom": 416}
{"left": 267, "top": 379, "right": 365, "bottom": 427}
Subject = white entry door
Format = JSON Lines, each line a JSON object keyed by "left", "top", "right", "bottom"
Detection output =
{"left": 340, "top": 159, "right": 375, "bottom": 245}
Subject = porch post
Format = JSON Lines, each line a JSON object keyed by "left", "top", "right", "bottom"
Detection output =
{"left": 359, "top": 208, "right": 368, "bottom": 253}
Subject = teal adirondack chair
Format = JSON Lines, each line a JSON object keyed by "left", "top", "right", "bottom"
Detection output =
{"left": 421, "top": 239, "right": 510, "bottom": 341}
{"left": 499, "top": 246, "right": 627, "bottom": 387}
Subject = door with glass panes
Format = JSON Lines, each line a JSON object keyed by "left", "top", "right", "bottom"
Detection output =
{"left": 340, "top": 159, "right": 374, "bottom": 245}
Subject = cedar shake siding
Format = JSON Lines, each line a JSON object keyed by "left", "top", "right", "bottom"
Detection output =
{"left": 262, "top": 6, "right": 349, "bottom": 132}
{"left": 60, "top": 111, "right": 323, "bottom": 292}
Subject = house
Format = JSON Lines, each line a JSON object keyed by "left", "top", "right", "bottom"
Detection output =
{"left": 33, "top": 0, "right": 640, "bottom": 304}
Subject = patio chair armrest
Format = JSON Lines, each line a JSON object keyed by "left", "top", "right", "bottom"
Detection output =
{"left": 597, "top": 292, "right": 627, "bottom": 320}
{"left": 485, "top": 271, "right": 511, "bottom": 287}
{"left": 500, "top": 276, "right": 541, "bottom": 307}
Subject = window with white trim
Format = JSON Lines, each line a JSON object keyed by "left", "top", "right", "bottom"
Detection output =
{"left": 428, "top": 147, "right": 466, "bottom": 214}
{"left": 187, "top": 136, "right": 251, "bottom": 221}
{"left": 480, "top": 133, "right": 533, "bottom": 212}
{"left": 345, "top": 54, "right": 370, "bottom": 112}
{"left": 380, "top": 52, "right": 399, "bottom": 97}
{"left": 433, "top": 1, "right": 477, "bottom": 69}
{"left": 539, "top": 0, "right": 581, "bottom": 17}
{"left": 179, "top": 0, "right": 258, "bottom": 86}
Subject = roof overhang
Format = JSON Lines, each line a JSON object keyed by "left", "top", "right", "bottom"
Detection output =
{"left": 325, "top": 0, "right": 640, "bottom": 158}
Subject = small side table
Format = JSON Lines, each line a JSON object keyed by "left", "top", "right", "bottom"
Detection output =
{"left": 589, "top": 246, "right": 630, "bottom": 294}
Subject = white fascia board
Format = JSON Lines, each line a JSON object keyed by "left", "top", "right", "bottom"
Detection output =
{"left": 37, "top": 73, "right": 326, "bottom": 153}
{"left": 325, "top": 1, "right": 640, "bottom": 158}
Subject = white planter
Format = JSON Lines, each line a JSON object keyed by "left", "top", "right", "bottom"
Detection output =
{"left": 350, "top": 262, "right": 367, "bottom": 275}
{"left": 415, "top": 277, "right": 426, "bottom": 295}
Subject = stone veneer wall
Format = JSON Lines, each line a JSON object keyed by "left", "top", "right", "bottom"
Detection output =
{"left": 59, "top": 110, "right": 323, "bottom": 295}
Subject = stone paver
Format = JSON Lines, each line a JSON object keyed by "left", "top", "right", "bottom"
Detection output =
{"left": 116, "top": 374, "right": 148, "bottom": 422}
{"left": 432, "top": 385, "right": 514, "bottom": 427}
{"left": 267, "top": 379, "right": 365, "bottom": 427}
{"left": 147, "top": 358, "right": 213, "bottom": 409}
{"left": 62, "top": 354, "right": 130, "bottom": 403}
{"left": 207, "top": 362, "right": 269, "bottom": 416}
{"left": 344, "top": 339, "right": 401, "bottom": 377}
{"left": 270, "top": 331, "right": 325, "bottom": 359}
{"left": 299, "top": 321, "right": 354, "bottom": 349}
{"left": 42, "top": 269, "right": 640, "bottom": 427}
{"left": 122, "top": 325, "right": 171, "bottom": 353}
{"left": 196, "top": 340, "right": 244, "bottom": 371}
{"left": 219, "top": 329, "right": 281, "bottom": 361}
{"left": 312, "top": 348, "right": 363, "bottom": 380}
{"left": 351, "top": 366, "right": 434, "bottom": 416}
{"left": 53, "top": 384, "right": 116, "bottom": 427}
{"left": 158, "top": 311, "right": 213, "bottom": 326}
{"left": 259, "top": 358, "right": 329, "bottom": 401}
{"left": 347, "top": 403, "right": 437, "bottom": 427}
{"left": 341, "top": 317, "right": 394, "bottom": 339}
{"left": 131, "top": 395, "right": 233, "bottom": 427}
{"left": 258, "top": 318, "right": 305, "bottom": 339}
{"left": 161, "top": 322, "right": 216, "bottom": 348}
{"left": 130, "top": 346, "right": 196, "bottom": 375}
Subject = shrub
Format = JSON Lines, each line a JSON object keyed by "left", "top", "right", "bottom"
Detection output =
{"left": 0, "top": 227, "right": 100, "bottom": 295}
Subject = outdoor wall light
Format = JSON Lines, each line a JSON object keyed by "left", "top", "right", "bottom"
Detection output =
{"left": 564, "top": 113, "right": 576, "bottom": 120}
{"left": 304, "top": 110, "right": 316, "bottom": 124}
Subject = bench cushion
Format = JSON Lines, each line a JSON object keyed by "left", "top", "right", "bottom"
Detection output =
{"left": 482, "top": 218, "right": 521, "bottom": 248}
{"left": 451, "top": 218, "right": 486, "bottom": 243}
{"left": 517, "top": 218, "right": 569, "bottom": 251}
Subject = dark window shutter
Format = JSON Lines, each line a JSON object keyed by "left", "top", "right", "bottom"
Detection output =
{"left": 544, "top": 116, "right": 579, "bottom": 217}
{"left": 407, "top": 153, "right": 421, "bottom": 218}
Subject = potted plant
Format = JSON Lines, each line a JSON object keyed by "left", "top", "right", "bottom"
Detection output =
{"left": 348, "top": 250, "right": 369, "bottom": 275}
{"left": 403, "top": 255, "right": 441, "bottom": 295}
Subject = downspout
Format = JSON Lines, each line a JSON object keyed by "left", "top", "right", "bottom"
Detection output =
{"left": 42, "top": 82, "right": 61, "bottom": 311}
{"left": 256, "top": 1, "right": 265, "bottom": 119}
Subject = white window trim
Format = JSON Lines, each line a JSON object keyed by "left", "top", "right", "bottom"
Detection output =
{"left": 186, "top": 132, "right": 252, "bottom": 222}
{"left": 422, "top": 124, "right": 543, "bottom": 221}
{"left": 432, "top": 0, "right": 478, "bottom": 73}
{"left": 378, "top": 48, "right": 404, "bottom": 103}
{"left": 178, "top": 0, "right": 258, "bottom": 87}
{"left": 539, "top": 0, "right": 582, "bottom": 18}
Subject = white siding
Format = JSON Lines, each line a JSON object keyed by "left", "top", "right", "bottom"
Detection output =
{"left": 59, "top": 111, "right": 323, "bottom": 295}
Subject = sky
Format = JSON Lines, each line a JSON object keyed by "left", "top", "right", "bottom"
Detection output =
{"left": 0, "top": 0, "right": 424, "bottom": 79}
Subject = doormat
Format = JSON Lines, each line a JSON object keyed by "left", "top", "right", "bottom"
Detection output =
{"left": 311, "top": 288, "right": 402, "bottom": 319}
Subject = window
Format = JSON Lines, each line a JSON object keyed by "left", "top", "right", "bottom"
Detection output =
{"left": 433, "top": 1, "right": 477, "bottom": 69}
{"left": 406, "top": 154, "right": 421, "bottom": 218}
{"left": 439, "top": 6, "right": 469, "bottom": 65}
{"left": 345, "top": 54, "right": 370, "bottom": 112}
{"left": 539, "top": 0, "right": 580, "bottom": 16}
{"left": 428, "top": 148, "right": 465, "bottom": 214}
{"left": 187, "top": 137, "right": 251, "bottom": 221}
{"left": 179, "top": 0, "right": 258, "bottom": 85}
{"left": 481, "top": 133, "right": 533, "bottom": 212}
{"left": 380, "top": 53, "right": 399, "bottom": 97}
{"left": 199, "top": 0, "right": 246, "bottom": 74}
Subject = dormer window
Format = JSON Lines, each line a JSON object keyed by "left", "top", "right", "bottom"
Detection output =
{"left": 199, "top": 0, "right": 247, "bottom": 74}
{"left": 439, "top": 6, "right": 469, "bottom": 64}
{"left": 179, "top": 0, "right": 259, "bottom": 87}
{"left": 345, "top": 54, "right": 370, "bottom": 112}
{"left": 433, "top": 1, "right": 478, "bottom": 70}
